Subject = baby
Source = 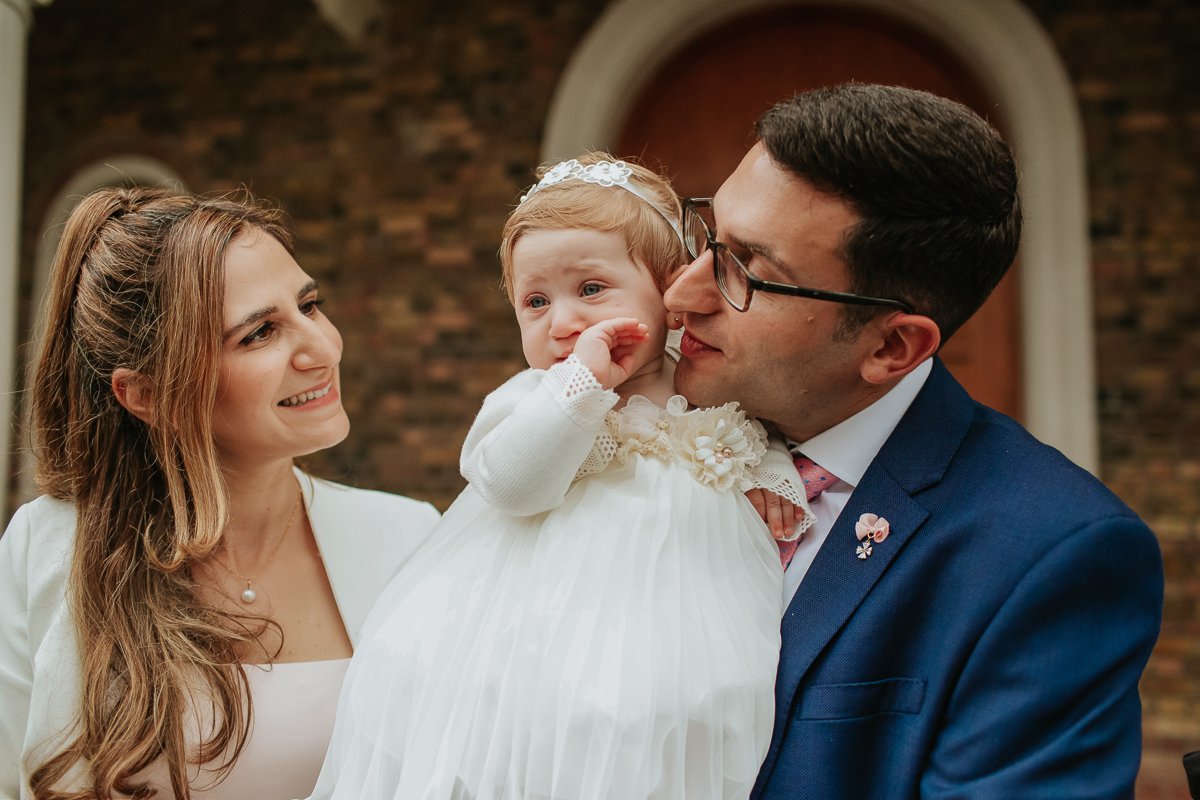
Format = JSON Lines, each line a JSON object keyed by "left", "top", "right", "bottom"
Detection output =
{"left": 311, "top": 153, "right": 811, "bottom": 799}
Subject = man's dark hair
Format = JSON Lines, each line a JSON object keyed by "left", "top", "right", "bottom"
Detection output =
{"left": 755, "top": 82, "right": 1021, "bottom": 343}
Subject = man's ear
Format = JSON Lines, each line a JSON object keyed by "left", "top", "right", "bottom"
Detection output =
{"left": 860, "top": 313, "right": 941, "bottom": 386}
{"left": 111, "top": 368, "right": 155, "bottom": 425}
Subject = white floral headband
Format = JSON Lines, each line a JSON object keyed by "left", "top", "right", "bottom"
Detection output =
{"left": 520, "top": 158, "right": 684, "bottom": 243}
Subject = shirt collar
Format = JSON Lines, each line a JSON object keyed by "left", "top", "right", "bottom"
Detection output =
{"left": 790, "top": 358, "right": 933, "bottom": 488}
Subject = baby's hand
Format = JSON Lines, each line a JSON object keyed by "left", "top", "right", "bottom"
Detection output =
{"left": 745, "top": 488, "right": 801, "bottom": 541}
{"left": 574, "top": 317, "right": 649, "bottom": 389}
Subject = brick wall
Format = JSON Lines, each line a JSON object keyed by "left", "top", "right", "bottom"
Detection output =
{"left": 19, "top": 0, "right": 605, "bottom": 509}
{"left": 1022, "top": 2, "right": 1200, "bottom": 796}
{"left": 16, "top": 0, "right": 1199, "bottom": 795}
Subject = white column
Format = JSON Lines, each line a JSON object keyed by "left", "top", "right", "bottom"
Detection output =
{"left": 1, "top": 0, "right": 46, "bottom": 522}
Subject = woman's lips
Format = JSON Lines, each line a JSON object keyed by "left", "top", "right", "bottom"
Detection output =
{"left": 679, "top": 330, "right": 719, "bottom": 357}
{"left": 279, "top": 381, "right": 339, "bottom": 409}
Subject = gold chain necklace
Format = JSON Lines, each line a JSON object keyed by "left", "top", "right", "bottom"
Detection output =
{"left": 211, "top": 488, "right": 302, "bottom": 604}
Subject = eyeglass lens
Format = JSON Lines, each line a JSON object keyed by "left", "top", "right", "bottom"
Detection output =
{"left": 683, "top": 206, "right": 709, "bottom": 261}
{"left": 685, "top": 203, "right": 749, "bottom": 310}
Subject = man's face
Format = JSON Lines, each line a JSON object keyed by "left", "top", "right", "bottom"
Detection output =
{"left": 664, "top": 143, "right": 881, "bottom": 442}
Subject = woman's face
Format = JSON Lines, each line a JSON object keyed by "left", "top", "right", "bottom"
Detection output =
{"left": 214, "top": 229, "right": 349, "bottom": 471}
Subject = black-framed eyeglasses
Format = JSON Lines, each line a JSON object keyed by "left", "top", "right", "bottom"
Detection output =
{"left": 681, "top": 197, "right": 915, "bottom": 315}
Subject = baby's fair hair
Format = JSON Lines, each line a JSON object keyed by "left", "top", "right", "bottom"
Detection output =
{"left": 499, "top": 152, "right": 685, "bottom": 301}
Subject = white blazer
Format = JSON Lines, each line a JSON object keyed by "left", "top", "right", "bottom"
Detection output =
{"left": 0, "top": 470, "right": 440, "bottom": 799}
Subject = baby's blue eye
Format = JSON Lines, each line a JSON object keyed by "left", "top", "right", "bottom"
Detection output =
{"left": 581, "top": 283, "right": 603, "bottom": 297}
{"left": 528, "top": 296, "right": 548, "bottom": 309}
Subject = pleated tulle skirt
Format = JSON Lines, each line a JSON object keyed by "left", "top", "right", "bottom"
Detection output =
{"left": 310, "top": 455, "right": 783, "bottom": 800}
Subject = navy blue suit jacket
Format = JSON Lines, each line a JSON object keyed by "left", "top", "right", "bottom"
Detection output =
{"left": 752, "top": 359, "right": 1163, "bottom": 800}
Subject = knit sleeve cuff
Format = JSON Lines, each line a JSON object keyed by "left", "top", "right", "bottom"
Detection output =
{"left": 542, "top": 354, "right": 619, "bottom": 426}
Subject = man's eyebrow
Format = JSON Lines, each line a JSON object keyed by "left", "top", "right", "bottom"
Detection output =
{"left": 729, "top": 235, "right": 791, "bottom": 275}
{"left": 222, "top": 281, "right": 320, "bottom": 340}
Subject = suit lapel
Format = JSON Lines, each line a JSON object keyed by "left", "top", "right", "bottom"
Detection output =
{"left": 754, "top": 360, "right": 976, "bottom": 791}
{"left": 774, "top": 472, "right": 928, "bottom": 713}
{"left": 297, "top": 469, "right": 370, "bottom": 643}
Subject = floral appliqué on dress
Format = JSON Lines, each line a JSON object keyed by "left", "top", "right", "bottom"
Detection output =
{"left": 593, "top": 395, "right": 769, "bottom": 492}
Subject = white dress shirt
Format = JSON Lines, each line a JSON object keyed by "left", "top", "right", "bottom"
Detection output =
{"left": 782, "top": 359, "right": 933, "bottom": 606}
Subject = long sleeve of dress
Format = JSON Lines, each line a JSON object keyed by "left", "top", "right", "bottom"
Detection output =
{"left": 752, "top": 436, "right": 815, "bottom": 540}
{"left": 460, "top": 355, "right": 619, "bottom": 517}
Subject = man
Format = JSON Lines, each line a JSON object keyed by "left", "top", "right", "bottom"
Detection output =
{"left": 664, "top": 83, "right": 1163, "bottom": 799}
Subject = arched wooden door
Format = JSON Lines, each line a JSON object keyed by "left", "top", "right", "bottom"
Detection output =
{"left": 617, "top": 6, "right": 1022, "bottom": 420}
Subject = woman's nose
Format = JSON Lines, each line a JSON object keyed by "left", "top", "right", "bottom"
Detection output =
{"left": 293, "top": 318, "right": 342, "bottom": 370}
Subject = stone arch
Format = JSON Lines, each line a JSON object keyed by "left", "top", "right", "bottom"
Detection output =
{"left": 543, "top": 0, "right": 1098, "bottom": 473}
{"left": 14, "top": 155, "right": 185, "bottom": 504}
{"left": 29, "top": 156, "right": 185, "bottom": 323}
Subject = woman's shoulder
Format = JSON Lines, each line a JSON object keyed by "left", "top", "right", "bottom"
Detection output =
{"left": 303, "top": 474, "right": 440, "bottom": 524}
{"left": 9, "top": 493, "right": 76, "bottom": 524}
{"left": 0, "top": 496, "right": 75, "bottom": 634}
{"left": 298, "top": 475, "right": 441, "bottom": 638}
{"left": 1, "top": 495, "right": 77, "bottom": 567}
{"left": 299, "top": 472, "right": 441, "bottom": 558}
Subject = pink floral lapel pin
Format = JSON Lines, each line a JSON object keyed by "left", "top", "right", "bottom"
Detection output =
{"left": 854, "top": 513, "right": 891, "bottom": 560}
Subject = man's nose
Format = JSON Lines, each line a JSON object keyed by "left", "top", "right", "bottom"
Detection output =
{"left": 665, "top": 250, "right": 718, "bottom": 314}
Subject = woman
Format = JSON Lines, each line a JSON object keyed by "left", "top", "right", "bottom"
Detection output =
{"left": 0, "top": 187, "right": 440, "bottom": 799}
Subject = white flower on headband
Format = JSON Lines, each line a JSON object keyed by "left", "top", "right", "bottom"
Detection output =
{"left": 523, "top": 159, "right": 634, "bottom": 199}
{"left": 518, "top": 157, "right": 685, "bottom": 244}
{"left": 541, "top": 159, "right": 582, "bottom": 187}
{"left": 588, "top": 160, "right": 633, "bottom": 186}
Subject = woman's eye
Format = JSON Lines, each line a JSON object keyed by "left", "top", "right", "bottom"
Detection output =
{"left": 240, "top": 322, "right": 274, "bottom": 346}
{"left": 301, "top": 297, "right": 325, "bottom": 316}
{"left": 526, "top": 295, "right": 548, "bottom": 309}
{"left": 580, "top": 282, "right": 604, "bottom": 297}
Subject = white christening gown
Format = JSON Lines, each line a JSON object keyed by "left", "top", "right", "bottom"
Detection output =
{"left": 310, "top": 356, "right": 812, "bottom": 800}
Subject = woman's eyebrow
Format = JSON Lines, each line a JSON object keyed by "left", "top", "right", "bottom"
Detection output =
{"left": 222, "top": 281, "right": 321, "bottom": 340}
{"left": 223, "top": 305, "right": 276, "bottom": 340}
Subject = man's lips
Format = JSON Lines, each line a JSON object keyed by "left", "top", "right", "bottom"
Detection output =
{"left": 679, "top": 330, "right": 720, "bottom": 357}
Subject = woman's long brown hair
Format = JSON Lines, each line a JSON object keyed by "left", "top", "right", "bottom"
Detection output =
{"left": 27, "top": 187, "right": 293, "bottom": 799}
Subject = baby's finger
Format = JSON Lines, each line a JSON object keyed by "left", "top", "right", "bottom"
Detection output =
{"left": 581, "top": 317, "right": 631, "bottom": 342}
{"left": 602, "top": 317, "right": 645, "bottom": 337}
{"left": 611, "top": 326, "right": 649, "bottom": 345}
{"left": 745, "top": 488, "right": 767, "bottom": 520}
{"left": 764, "top": 495, "right": 785, "bottom": 540}
{"left": 610, "top": 352, "right": 637, "bottom": 378}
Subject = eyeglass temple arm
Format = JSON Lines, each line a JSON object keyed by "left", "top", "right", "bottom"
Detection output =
{"left": 748, "top": 276, "right": 914, "bottom": 313}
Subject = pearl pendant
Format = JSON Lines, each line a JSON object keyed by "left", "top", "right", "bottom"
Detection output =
{"left": 240, "top": 585, "right": 257, "bottom": 604}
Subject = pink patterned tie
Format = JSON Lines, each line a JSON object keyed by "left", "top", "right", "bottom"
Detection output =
{"left": 778, "top": 454, "right": 839, "bottom": 569}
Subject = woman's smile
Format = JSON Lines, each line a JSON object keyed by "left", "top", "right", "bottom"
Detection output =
{"left": 279, "top": 380, "right": 338, "bottom": 408}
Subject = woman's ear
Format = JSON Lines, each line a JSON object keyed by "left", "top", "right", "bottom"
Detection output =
{"left": 111, "top": 368, "right": 155, "bottom": 425}
{"left": 860, "top": 313, "right": 941, "bottom": 386}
